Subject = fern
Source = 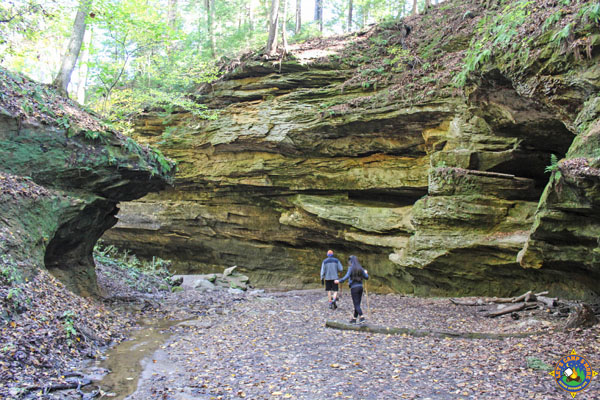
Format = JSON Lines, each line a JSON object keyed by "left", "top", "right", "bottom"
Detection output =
{"left": 552, "top": 23, "right": 572, "bottom": 45}
{"left": 579, "top": 3, "right": 600, "bottom": 24}
{"left": 542, "top": 11, "right": 564, "bottom": 33}
{"left": 544, "top": 154, "right": 560, "bottom": 174}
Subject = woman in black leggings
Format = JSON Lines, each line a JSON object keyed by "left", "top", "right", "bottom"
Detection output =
{"left": 335, "top": 255, "right": 369, "bottom": 324}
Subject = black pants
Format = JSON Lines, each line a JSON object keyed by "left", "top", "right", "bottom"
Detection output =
{"left": 350, "top": 286, "right": 364, "bottom": 318}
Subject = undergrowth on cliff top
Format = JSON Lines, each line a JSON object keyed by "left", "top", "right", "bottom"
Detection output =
{"left": 319, "top": 0, "right": 478, "bottom": 110}
{"left": 0, "top": 67, "right": 176, "bottom": 181}
{"left": 455, "top": 0, "right": 599, "bottom": 87}
{"left": 307, "top": 0, "right": 598, "bottom": 114}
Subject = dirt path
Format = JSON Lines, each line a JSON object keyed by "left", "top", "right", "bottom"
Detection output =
{"left": 125, "top": 290, "right": 599, "bottom": 400}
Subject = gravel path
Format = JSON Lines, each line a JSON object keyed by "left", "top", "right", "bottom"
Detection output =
{"left": 127, "top": 290, "right": 600, "bottom": 400}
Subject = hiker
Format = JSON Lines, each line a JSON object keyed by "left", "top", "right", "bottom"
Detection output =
{"left": 320, "top": 250, "right": 343, "bottom": 309}
{"left": 335, "top": 255, "right": 368, "bottom": 324}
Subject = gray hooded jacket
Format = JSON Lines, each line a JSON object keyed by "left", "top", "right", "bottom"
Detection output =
{"left": 320, "top": 256, "right": 343, "bottom": 280}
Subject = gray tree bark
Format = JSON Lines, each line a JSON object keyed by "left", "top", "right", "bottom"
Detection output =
{"left": 314, "top": 0, "right": 323, "bottom": 32}
{"left": 412, "top": 0, "right": 418, "bottom": 15}
{"left": 266, "top": 0, "right": 280, "bottom": 54}
{"left": 205, "top": 0, "right": 216, "bottom": 57}
{"left": 248, "top": 0, "right": 255, "bottom": 31}
{"left": 347, "top": 0, "right": 353, "bottom": 32}
{"left": 53, "top": 0, "right": 92, "bottom": 96}
{"left": 281, "top": 0, "right": 288, "bottom": 53}
{"left": 294, "top": 0, "right": 301, "bottom": 34}
{"left": 76, "top": 27, "right": 92, "bottom": 104}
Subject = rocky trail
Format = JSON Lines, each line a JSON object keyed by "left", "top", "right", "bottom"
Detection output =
{"left": 98, "top": 287, "right": 599, "bottom": 400}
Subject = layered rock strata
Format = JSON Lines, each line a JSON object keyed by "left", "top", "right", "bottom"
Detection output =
{"left": 105, "top": 2, "right": 600, "bottom": 299}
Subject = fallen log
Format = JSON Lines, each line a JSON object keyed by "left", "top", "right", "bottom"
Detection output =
{"left": 24, "top": 377, "right": 92, "bottom": 394}
{"left": 536, "top": 296, "right": 559, "bottom": 308}
{"left": 449, "top": 298, "right": 485, "bottom": 306}
{"left": 485, "top": 302, "right": 538, "bottom": 318}
{"left": 325, "top": 320, "right": 544, "bottom": 339}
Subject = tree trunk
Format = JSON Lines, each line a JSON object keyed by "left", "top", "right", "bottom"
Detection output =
{"left": 266, "top": 0, "right": 280, "bottom": 55}
{"left": 53, "top": 0, "right": 92, "bottom": 96}
{"left": 423, "top": 0, "right": 431, "bottom": 14}
{"left": 167, "top": 0, "right": 178, "bottom": 56}
{"left": 248, "top": 0, "right": 255, "bottom": 31}
{"left": 76, "top": 27, "right": 93, "bottom": 104}
{"left": 314, "top": 0, "right": 323, "bottom": 32}
{"left": 347, "top": 0, "right": 353, "bottom": 32}
{"left": 205, "top": 0, "right": 216, "bottom": 57}
{"left": 281, "top": 0, "right": 288, "bottom": 53}
{"left": 167, "top": 0, "right": 178, "bottom": 30}
{"left": 412, "top": 0, "right": 418, "bottom": 15}
{"left": 294, "top": 0, "right": 301, "bottom": 34}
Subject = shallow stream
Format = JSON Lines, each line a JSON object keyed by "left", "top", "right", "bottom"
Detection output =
{"left": 83, "top": 317, "right": 182, "bottom": 399}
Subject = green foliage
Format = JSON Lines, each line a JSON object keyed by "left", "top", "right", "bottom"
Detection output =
{"left": 62, "top": 310, "right": 77, "bottom": 344}
{"left": 0, "top": 255, "right": 22, "bottom": 286}
{"left": 526, "top": 357, "right": 552, "bottom": 371}
{"left": 454, "top": 45, "right": 491, "bottom": 87}
{"left": 542, "top": 11, "right": 564, "bottom": 33}
{"left": 103, "top": 87, "right": 218, "bottom": 123}
{"left": 289, "top": 22, "right": 322, "bottom": 44}
{"left": 455, "top": 1, "right": 534, "bottom": 87}
{"left": 389, "top": 46, "right": 417, "bottom": 73}
{"left": 552, "top": 23, "right": 572, "bottom": 45}
{"left": 545, "top": 154, "right": 562, "bottom": 184}
{"left": 94, "top": 241, "right": 174, "bottom": 292}
{"left": 0, "top": 1, "right": 64, "bottom": 69}
{"left": 579, "top": 3, "right": 600, "bottom": 25}
{"left": 545, "top": 154, "right": 559, "bottom": 173}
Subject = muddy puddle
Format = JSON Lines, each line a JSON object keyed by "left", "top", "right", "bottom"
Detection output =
{"left": 83, "top": 318, "right": 182, "bottom": 399}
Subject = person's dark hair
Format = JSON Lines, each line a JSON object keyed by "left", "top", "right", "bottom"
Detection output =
{"left": 349, "top": 255, "right": 364, "bottom": 282}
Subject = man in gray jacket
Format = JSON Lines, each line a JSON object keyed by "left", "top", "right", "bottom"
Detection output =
{"left": 320, "top": 250, "right": 343, "bottom": 309}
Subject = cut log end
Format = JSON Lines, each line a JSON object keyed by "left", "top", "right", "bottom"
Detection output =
{"left": 564, "top": 304, "right": 599, "bottom": 330}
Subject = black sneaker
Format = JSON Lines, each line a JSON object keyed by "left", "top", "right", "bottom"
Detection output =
{"left": 349, "top": 318, "right": 357, "bottom": 324}
{"left": 358, "top": 317, "right": 366, "bottom": 324}
{"left": 328, "top": 302, "right": 333, "bottom": 309}
{"left": 332, "top": 300, "right": 338, "bottom": 309}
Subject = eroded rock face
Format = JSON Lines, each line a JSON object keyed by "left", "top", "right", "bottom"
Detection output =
{"left": 0, "top": 68, "right": 174, "bottom": 296}
{"left": 104, "top": 8, "right": 600, "bottom": 299}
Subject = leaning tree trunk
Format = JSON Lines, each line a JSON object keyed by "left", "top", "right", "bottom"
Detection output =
{"left": 53, "top": 0, "right": 92, "bottom": 96}
{"left": 347, "top": 0, "right": 353, "bottom": 32}
{"left": 294, "top": 0, "right": 301, "bottom": 34}
{"left": 266, "top": 0, "right": 280, "bottom": 55}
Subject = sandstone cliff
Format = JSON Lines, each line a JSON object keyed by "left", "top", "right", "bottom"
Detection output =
{"left": 104, "top": 0, "right": 600, "bottom": 299}
{"left": 0, "top": 67, "right": 174, "bottom": 296}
